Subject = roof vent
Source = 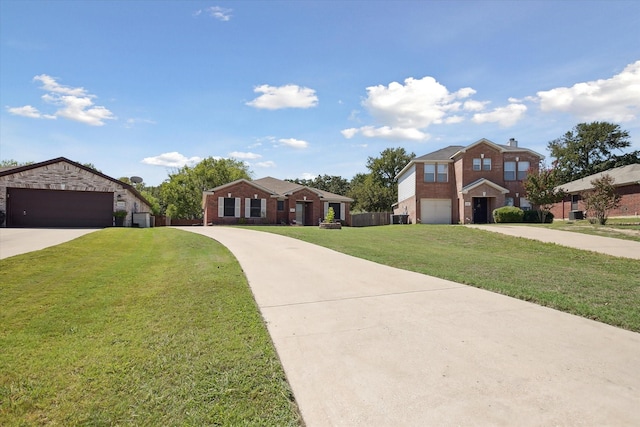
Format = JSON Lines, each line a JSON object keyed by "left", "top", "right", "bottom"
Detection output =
{"left": 508, "top": 138, "right": 518, "bottom": 147}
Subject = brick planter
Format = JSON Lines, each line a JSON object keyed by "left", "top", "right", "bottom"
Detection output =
{"left": 319, "top": 222, "right": 342, "bottom": 229}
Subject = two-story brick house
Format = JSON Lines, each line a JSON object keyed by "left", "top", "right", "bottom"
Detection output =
{"left": 203, "top": 176, "right": 353, "bottom": 226}
{"left": 394, "top": 138, "right": 543, "bottom": 224}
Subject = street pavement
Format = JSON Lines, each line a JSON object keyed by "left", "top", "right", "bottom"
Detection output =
{"left": 182, "top": 226, "right": 640, "bottom": 427}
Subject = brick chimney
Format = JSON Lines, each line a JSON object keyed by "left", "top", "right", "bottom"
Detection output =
{"left": 508, "top": 138, "right": 518, "bottom": 147}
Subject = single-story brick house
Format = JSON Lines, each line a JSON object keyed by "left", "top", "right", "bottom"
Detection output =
{"left": 203, "top": 176, "right": 353, "bottom": 226}
{"left": 0, "top": 157, "right": 152, "bottom": 228}
{"left": 549, "top": 163, "right": 640, "bottom": 220}
{"left": 394, "top": 138, "right": 543, "bottom": 224}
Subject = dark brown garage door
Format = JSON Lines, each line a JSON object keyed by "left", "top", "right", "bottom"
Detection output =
{"left": 7, "top": 188, "right": 114, "bottom": 228}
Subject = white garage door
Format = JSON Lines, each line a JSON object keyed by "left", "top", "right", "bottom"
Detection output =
{"left": 420, "top": 198, "right": 451, "bottom": 224}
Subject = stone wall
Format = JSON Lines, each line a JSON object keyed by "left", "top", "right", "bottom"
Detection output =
{"left": 0, "top": 160, "right": 151, "bottom": 227}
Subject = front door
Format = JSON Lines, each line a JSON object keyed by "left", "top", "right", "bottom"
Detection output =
{"left": 295, "top": 202, "right": 305, "bottom": 225}
{"left": 473, "top": 197, "right": 488, "bottom": 224}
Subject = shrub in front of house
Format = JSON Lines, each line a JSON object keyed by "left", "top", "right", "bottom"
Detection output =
{"left": 522, "top": 209, "right": 554, "bottom": 223}
{"left": 492, "top": 206, "right": 524, "bottom": 223}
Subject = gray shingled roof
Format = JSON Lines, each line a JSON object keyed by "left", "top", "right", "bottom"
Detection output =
{"left": 558, "top": 163, "right": 640, "bottom": 193}
{"left": 414, "top": 145, "right": 465, "bottom": 161}
{"left": 251, "top": 176, "right": 354, "bottom": 202}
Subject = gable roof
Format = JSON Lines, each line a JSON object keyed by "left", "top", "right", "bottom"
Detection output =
{"left": 205, "top": 178, "right": 280, "bottom": 196}
{"left": 557, "top": 163, "right": 640, "bottom": 193}
{"left": 460, "top": 178, "right": 510, "bottom": 195}
{"left": 0, "top": 157, "right": 151, "bottom": 206}
{"left": 207, "top": 176, "right": 353, "bottom": 202}
{"left": 397, "top": 138, "right": 544, "bottom": 179}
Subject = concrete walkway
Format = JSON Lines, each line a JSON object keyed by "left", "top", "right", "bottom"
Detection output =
{"left": 181, "top": 226, "right": 640, "bottom": 427}
{"left": 467, "top": 224, "right": 640, "bottom": 259}
{"left": 0, "top": 228, "right": 99, "bottom": 259}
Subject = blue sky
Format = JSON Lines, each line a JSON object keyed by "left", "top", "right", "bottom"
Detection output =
{"left": 2, "top": 0, "right": 639, "bottom": 186}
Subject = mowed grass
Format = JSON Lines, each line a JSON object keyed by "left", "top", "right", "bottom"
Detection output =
{"left": 0, "top": 228, "right": 300, "bottom": 426}
{"left": 249, "top": 225, "right": 640, "bottom": 332}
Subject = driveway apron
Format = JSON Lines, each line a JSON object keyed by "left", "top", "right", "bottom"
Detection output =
{"left": 181, "top": 226, "right": 640, "bottom": 427}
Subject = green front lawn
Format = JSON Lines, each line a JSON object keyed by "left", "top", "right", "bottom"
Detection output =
{"left": 251, "top": 225, "right": 640, "bottom": 332}
{"left": 0, "top": 228, "right": 300, "bottom": 426}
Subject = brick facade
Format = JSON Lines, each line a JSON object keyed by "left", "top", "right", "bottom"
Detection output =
{"left": 395, "top": 139, "right": 542, "bottom": 224}
{"left": 0, "top": 158, "right": 151, "bottom": 227}
{"left": 203, "top": 178, "right": 352, "bottom": 226}
{"left": 550, "top": 183, "right": 640, "bottom": 219}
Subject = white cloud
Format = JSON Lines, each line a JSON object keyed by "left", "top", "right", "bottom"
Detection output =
{"left": 195, "top": 6, "right": 232, "bottom": 21}
{"left": 255, "top": 160, "right": 276, "bottom": 168}
{"left": 7, "top": 74, "right": 115, "bottom": 126}
{"left": 463, "top": 100, "right": 489, "bottom": 112}
{"left": 7, "top": 105, "right": 55, "bottom": 120}
{"left": 341, "top": 128, "right": 359, "bottom": 139}
{"left": 142, "top": 152, "right": 202, "bottom": 167}
{"left": 246, "top": 84, "right": 318, "bottom": 110}
{"left": 472, "top": 103, "right": 528, "bottom": 127}
{"left": 356, "top": 126, "right": 430, "bottom": 141}
{"left": 278, "top": 138, "right": 309, "bottom": 148}
{"left": 300, "top": 173, "right": 316, "bottom": 180}
{"left": 342, "top": 75, "right": 506, "bottom": 141}
{"left": 362, "top": 76, "right": 475, "bottom": 129}
{"left": 536, "top": 60, "right": 640, "bottom": 122}
{"left": 229, "top": 151, "right": 262, "bottom": 160}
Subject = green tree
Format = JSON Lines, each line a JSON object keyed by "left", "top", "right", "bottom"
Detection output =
{"left": 582, "top": 175, "right": 621, "bottom": 225}
{"left": 348, "top": 173, "right": 394, "bottom": 212}
{"left": 0, "top": 159, "right": 33, "bottom": 167}
{"left": 523, "top": 166, "right": 565, "bottom": 223}
{"left": 288, "top": 174, "right": 350, "bottom": 195}
{"left": 350, "top": 147, "right": 414, "bottom": 212}
{"left": 160, "top": 157, "right": 251, "bottom": 219}
{"left": 366, "top": 147, "right": 415, "bottom": 188}
{"left": 548, "top": 122, "right": 639, "bottom": 183}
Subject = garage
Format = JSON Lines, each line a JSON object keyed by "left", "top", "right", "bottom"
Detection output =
{"left": 7, "top": 188, "right": 114, "bottom": 228}
{"left": 1, "top": 157, "right": 152, "bottom": 228}
{"left": 420, "top": 198, "right": 452, "bottom": 224}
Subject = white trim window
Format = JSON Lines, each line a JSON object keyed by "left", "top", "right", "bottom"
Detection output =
{"left": 218, "top": 197, "right": 240, "bottom": 217}
{"left": 473, "top": 158, "right": 481, "bottom": 171}
{"left": 483, "top": 158, "right": 491, "bottom": 171}
{"left": 245, "top": 198, "right": 266, "bottom": 218}
{"left": 504, "top": 161, "right": 516, "bottom": 181}
{"left": 425, "top": 163, "right": 448, "bottom": 182}
{"left": 520, "top": 198, "right": 532, "bottom": 210}
{"left": 437, "top": 164, "right": 448, "bottom": 182}
{"left": 517, "top": 161, "right": 530, "bottom": 180}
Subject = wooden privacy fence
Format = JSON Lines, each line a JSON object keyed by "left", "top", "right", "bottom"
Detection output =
{"left": 350, "top": 212, "right": 392, "bottom": 227}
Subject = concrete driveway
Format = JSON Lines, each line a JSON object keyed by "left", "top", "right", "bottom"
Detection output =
{"left": 0, "top": 228, "right": 99, "bottom": 259}
{"left": 182, "top": 226, "right": 640, "bottom": 427}
{"left": 467, "top": 224, "right": 640, "bottom": 259}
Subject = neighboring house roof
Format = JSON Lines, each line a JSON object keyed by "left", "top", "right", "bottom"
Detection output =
{"left": 557, "top": 163, "right": 640, "bottom": 193}
{"left": 0, "top": 157, "right": 152, "bottom": 206}
{"left": 460, "top": 178, "right": 510, "bottom": 195}
{"left": 205, "top": 178, "right": 280, "bottom": 197}
{"left": 207, "top": 176, "right": 354, "bottom": 202}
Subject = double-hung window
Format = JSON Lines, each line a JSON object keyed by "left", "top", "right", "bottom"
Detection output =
{"left": 517, "top": 161, "right": 530, "bottom": 180}
{"left": 437, "top": 164, "right": 448, "bottom": 182}
{"left": 504, "top": 161, "right": 516, "bottom": 181}
{"left": 424, "top": 164, "right": 436, "bottom": 182}
{"left": 473, "top": 158, "right": 482, "bottom": 171}
{"left": 483, "top": 158, "right": 492, "bottom": 171}
{"left": 223, "top": 197, "right": 236, "bottom": 217}
{"left": 249, "top": 199, "right": 262, "bottom": 217}
{"left": 425, "top": 163, "right": 448, "bottom": 182}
